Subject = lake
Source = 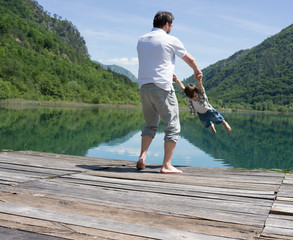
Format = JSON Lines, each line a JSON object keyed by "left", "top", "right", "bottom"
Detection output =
{"left": 0, "top": 105, "right": 292, "bottom": 169}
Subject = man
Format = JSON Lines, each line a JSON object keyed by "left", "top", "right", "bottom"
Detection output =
{"left": 136, "top": 11, "right": 203, "bottom": 173}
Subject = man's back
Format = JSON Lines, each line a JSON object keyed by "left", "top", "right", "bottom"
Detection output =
{"left": 137, "top": 28, "right": 186, "bottom": 91}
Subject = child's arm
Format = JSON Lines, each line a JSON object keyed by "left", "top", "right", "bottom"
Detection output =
{"left": 173, "top": 74, "right": 185, "bottom": 91}
{"left": 197, "top": 78, "right": 205, "bottom": 93}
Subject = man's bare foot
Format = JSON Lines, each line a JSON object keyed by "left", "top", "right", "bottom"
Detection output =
{"left": 160, "top": 165, "right": 182, "bottom": 174}
{"left": 222, "top": 120, "right": 231, "bottom": 133}
{"left": 136, "top": 158, "right": 145, "bottom": 170}
{"left": 210, "top": 124, "right": 216, "bottom": 134}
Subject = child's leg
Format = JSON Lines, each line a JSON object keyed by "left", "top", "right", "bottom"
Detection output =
{"left": 222, "top": 120, "right": 231, "bottom": 132}
{"left": 210, "top": 123, "right": 216, "bottom": 134}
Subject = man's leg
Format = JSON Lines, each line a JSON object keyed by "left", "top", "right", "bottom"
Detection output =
{"left": 160, "top": 141, "right": 182, "bottom": 173}
{"left": 158, "top": 89, "right": 181, "bottom": 173}
{"left": 136, "top": 135, "right": 153, "bottom": 170}
{"left": 137, "top": 84, "right": 159, "bottom": 170}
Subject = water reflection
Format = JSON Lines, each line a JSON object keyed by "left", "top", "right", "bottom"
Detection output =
{"left": 87, "top": 132, "right": 229, "bottom": 168}
{"left": 0, "top": 106, "right": 292, "bottom": 169}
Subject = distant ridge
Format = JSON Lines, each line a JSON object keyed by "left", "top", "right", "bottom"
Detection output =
{"left": 93, "top": 61, "right": 137, "bottom": 82}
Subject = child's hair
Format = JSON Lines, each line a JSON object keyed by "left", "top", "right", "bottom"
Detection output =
{"left": 184, "top": 84, "right": 199, "bottom": 99}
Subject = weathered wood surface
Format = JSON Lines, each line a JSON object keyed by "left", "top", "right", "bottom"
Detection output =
{"left": 261, "top": 173, "right": 293, "bottom": 239}
{"left": 0, "top": 151, "right": 292, "bottom": 239}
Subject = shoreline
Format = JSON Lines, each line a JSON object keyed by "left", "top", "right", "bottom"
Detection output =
{"left": 1, "top": 98, "right": 292, "bottom": 115}
{"left": 0, "top": 98, "right": 141, "bottom": 109}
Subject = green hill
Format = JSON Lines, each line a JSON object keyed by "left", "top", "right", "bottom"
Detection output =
{"left": 182, "top": 24, "right": 293, "bottom": 112}
{"left": 0, "top": 0, "right": 140, "bottom": 104}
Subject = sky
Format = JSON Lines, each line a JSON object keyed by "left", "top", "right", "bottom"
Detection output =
{"left": 37, "top": 0, "right": 293, "bottom": 80}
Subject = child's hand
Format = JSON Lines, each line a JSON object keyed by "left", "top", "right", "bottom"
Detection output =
{"left": 173, "top": 74, "right": 178, "bottom": 82}
{"left": 195, "top": 70, "right": 203, "bottom": 81}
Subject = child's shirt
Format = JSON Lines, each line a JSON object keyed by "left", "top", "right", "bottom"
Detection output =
{"left": 188, "top": 89, "right": 212, "bottom": 115}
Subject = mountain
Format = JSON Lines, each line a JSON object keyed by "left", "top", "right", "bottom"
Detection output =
{"left": 0, "top": 0, "right": 140, "bottom": 105}
{"left": 183, "top": 24, "right": 293, "bottom": 111}
{"left": 93, "top": 61, "right": 137, "bottom": 82}
{"left": 103, "top": 65, "right": 138, "bottom": 82}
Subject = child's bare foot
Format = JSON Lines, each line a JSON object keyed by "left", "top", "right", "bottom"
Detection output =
{"left": 160, "top": 165, "right": 183, "bottom": 174}
{"left": 136, "top": 158, "right": 145, "bottom": 170}
{"left": 222, "top": 120, "right": 231, "bottom": 133}
{"left": 210, "top": 124, "right": 216, "bottom": 134}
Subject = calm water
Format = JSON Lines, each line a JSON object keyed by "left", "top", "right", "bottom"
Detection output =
{"left": 0, "top": 106, "right": 292, "bottom": 169}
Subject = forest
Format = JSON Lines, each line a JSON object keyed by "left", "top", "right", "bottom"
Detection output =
{"left": 0, "top": 0, "right": 140, "bottom": 105}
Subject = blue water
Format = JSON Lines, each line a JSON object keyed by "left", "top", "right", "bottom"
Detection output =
{"left": 1, "top": 106, "right": 292, "bottom": 169}
{"left": 86, "top": 131, "right": 230, "bottom": 168}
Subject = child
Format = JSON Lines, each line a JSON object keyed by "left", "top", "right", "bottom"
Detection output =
{"left": 173, "top": 74, "right": 231, "bottom": 134}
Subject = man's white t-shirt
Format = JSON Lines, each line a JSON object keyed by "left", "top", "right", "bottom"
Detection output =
{"left": 137, "top": 28, "right": 187, "bottom": 91}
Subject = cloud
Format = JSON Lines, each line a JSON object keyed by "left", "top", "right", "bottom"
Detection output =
{"left": 83, "top": 29, "right": 137, "bottom": 45}
{"left": 97, "top": 146, "right": 139, "bottom": 157}
{"left": 217, "top": 15, "right": 280, "bottom": 35}
{"left": 99, "top": 57, "right": 138, "bottom": 66}
{"left": 83, "top": 29, "right": 112, "bottom": 39}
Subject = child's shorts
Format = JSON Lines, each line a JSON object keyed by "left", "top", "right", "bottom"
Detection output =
{"left": 197, "top": 108, "right": 224, "bottom": 128}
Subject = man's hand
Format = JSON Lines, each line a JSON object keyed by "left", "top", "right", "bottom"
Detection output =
{"left": 194, "top": 70, "right": 203, "bottom": 81}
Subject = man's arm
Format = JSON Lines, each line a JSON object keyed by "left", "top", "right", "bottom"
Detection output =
{"left": 173, "top": 74, "right": 185, "bottom": 91}
{"left": 182, "top": 52, "right": 203, "bottom": 82}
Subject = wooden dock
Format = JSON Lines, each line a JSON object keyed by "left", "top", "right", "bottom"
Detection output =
{"left": 0, "top": 151, "right": 292, "bottom": 240}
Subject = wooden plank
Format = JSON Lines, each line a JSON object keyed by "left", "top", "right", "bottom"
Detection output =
{"left": 278, "top": 186, "right": 293, "bottom": 198}
{"left": 0, "top": 151, "right": 285, "bottom": 180}
{"left": 267, "top": 214, "right": 293, "bottom": 221}
{"left": 272, "top": 203, "right": 293, "bottom": 215}
{"left": 59, "top": 176, "right": 274, "bottom": 206}
{"left": 0, "top": 162, "right": 78, "bottom": 176}
{"left": 0, "top": 226, "right": 67, "bottom": 240}
{"left": 0, "top": 172, "right": 39, "bottom": 183}
{"left": 86, "top": 170, "right": 282, "bottom": 191}
{"left": 263, "top": 226, "right": 293, "bottom": 237}
{"left": 260, "top": 233, "right": 293, "bottom": 240}
{"left": 0, "top": 151, "right": 131, "bottom": 170}
{"left": 0, "top": 151, "right": 284, "bottom": 191}
{"left": 27, "top": 177, "right": 271, "bottom": 216}
{"left": 284, "top": 179, "right": 293, "bottom": 184}
{"left": 277, "top": 197, "right": 293, "bottom": 202}
{"left": 1, "top": 151, "right": 291, "bottom": 239}
{"left": 91, "top": 165, "right": 285, "bottom": 182}
{"left": 0, "top": 180, "right": 17, "bottom": 186}
{"left": 0, "top": 169, "right": 58, "bottom": 180}
{"left": 0, "top": 213, "right": 150, "bottom": 240}
{"left": 0, "top": 191, "right": 260, "bottom": 239}
{"left": 16, "top": 179, "right": 269, "bottom": 226}
{"left": 266, "top": 216, "right": 293, "bottom": 229}
{"left": 61, "top": 173, "right": 276, "bottom": 201}
{"left": 175, "top": 165, "right": 284, "bottom": 177}
{"left": 0, "top": 150, "right": 285, "bottom": 182}
{"left": 0, "top": 202, "right": 234, "bottom": 240}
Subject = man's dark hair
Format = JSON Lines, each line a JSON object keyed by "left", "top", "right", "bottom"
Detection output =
{"left": 153, "top": 11, "right": 174, "bottom": 28}
{"left": 184, "top": 84, "right": 199, "bottom": 99}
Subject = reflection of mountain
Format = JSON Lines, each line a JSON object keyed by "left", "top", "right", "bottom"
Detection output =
{"left": 179, "top": 112, "right": 293, "bottom": 169}
{"left": 102, "top": 130, "right": 139, "bottom": 146}
{"left": 0, "top": 107, "right": 144, "bottom": 156}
